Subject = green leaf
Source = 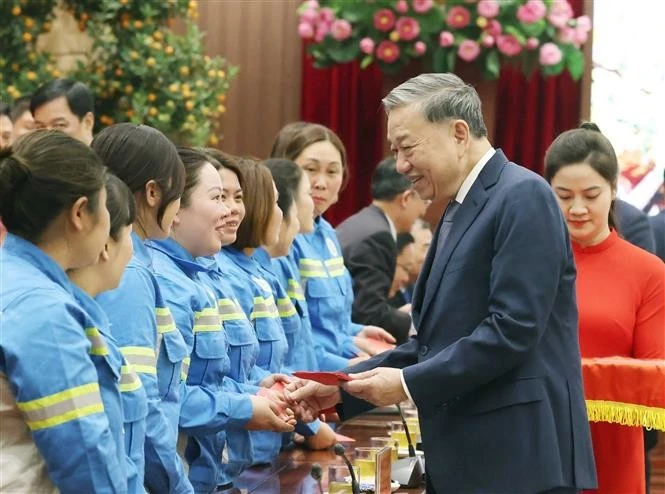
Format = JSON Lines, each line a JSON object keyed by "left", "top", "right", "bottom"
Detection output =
{"left": 432, "top": 48, "right": 448, "bottom": 73}
{"left": 485, "top": 50, "right": 500, "bottom": 79}
{"left": 566, "top": 49, "right": 585, "bottom": 81}
{"left": 360, "top": 55, "right": 373, "bottom": 69}
{"left": 504, "top": 26, "right": 527, "bottom": 45}
{"left": 447, "top": 49, "right": 456, "bottom": 73}
{"left": 520, "top": 19, "right": 546, "bottom": 38}
{"left": 326, "top": 40, "right": 360, "bottom": 63}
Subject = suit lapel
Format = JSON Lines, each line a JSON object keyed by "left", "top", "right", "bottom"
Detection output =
{"left": 411, "top": 212, "right": 445, "bottom": 326}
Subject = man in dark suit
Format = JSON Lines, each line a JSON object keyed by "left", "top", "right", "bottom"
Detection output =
{"left": 336, "top": 158, "right": 427, "bottom": 343}
{"left": 649, "top": 208, "right": 665, "bottom": 261}
{"left": 288, "top": 73, "right": 597, "bottom": 493}
{"left": 615, "top": 198, "right": 656, "bottom": 253}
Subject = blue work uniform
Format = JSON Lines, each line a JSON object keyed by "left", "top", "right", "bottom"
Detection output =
{"left": 222, "top": 247, "right": 287, "bottom": 465}
{"left": 149, "top": 238, "right": 253, "bottom": 494}
{"left": 291, "top": 217, "right": 363, "bottom": 361}
{"left": 72, "top": 284, "right": 149, "bottom": 494}
{"left": 0, "top": 233, "right": 126, "bottom": 493}
{"left": 97, "top": 232, "right": 192, "bottom": 494}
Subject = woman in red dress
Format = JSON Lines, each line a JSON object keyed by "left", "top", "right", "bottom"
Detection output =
{"left": 544, "top": 123, "right": 665, "bottom": 494}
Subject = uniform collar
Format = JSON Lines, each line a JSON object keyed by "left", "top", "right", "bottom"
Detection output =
{"left": 149, "top": 237, "right": 207, "bottom": 275}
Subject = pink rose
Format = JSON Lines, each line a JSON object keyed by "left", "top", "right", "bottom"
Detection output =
{"left": 481, "top": 35, "right": 495, "bottom": 48}
{"left": 414, "top": 41, "right": 427, "bottom": 55}
{"left": 486, "top": 19, "right": 502, "bottom": 37}
{"left": 525, "top": 37, "right": 539, "bottom": 50}
{"left": 330, "top": 19, "right": 352, "bottom": 41}
{"left": 374, "top": 9, "right": 396, "bottom": 32}
{"left": 446, "top": 6, "right": 471, "bottom": 29}
{"left": 395, "top": 0, "right": 409, "bottom": 14}
{"left": 458, "top": 40, "right": 480, "bottom": 62}
{"left": 359, "top": 37, "right": 375, "bottom": 55}
{"left": 314, "top": 22, "right": 329, "bottom": 42}
{"left": 412, "top": 0, "right": 433, "bottom": 14}
{"left": 547, "top": 0, "right": 573, "bottom": 28}
{"left": 477, "top": 0, "right": 500, "bottom": 19}
{"left": 496, "top": 34, "right": 522, "bottom": 56}
{"left": 298, "top": 22, "right": 314, "bottom": 39}
{"left": 539, "top": 42, "right": 563, "bottom": 66}
{"left": 376, "top": 40, "right": 400, "bottom": 63}
{"left": 396, "top": 17, "right": 420, "bottom": 41}
{"left": 439, "top": 31, "right": 455, "bottom": 47}
{"left": 574, "top": 26, "right": 588, "bottom": 46}
{"left": 558, "top": 26, "right": 576, "bottom": 44}
{"left": 306, "top": 0, "right": 319, "bottom": 9}
{"left": 516, "top": 0, "right": 546, "bottom": 24}
{"left": 300, "top": 9, "right": 318, "bottom": 24}
{"left": 575, "top": 15, "right": 592, "bottom": 33}
{"left": 318, "top": 7, "right": 335, "bottom": 24}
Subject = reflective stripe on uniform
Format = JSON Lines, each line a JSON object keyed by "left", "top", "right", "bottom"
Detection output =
{"left": 85, "top": 327, "right": 109, "bottom": 356}
{"left": 298, "top": 258, "right": 327, "bottom": 278}
{"left": 250, "top": 296, "right": 279, "bottom": 320}
{"left": 120, "top": 346, "right": 157, "bottom": 375}
{"left": 155, "top": 307, "right": 176, "bottom": 333}
{"left": 286, "top": 279, "right": 305, "bottom": 301}
{"left": 324, "top": 257, "right": 345, "bottom": 277}
{"left": 16, "top": 382, "right": 104, "bottom": 431}
{"left": 119, "top": 365, "right": 143, "bottom": 393}
{"left": 181, "top": 357, "right": 191, "bottom": 381}
{"left": 193, "top": 308, "right": 221, "bottom": 332}
{"left": 218, "top": 298, "right": 247, "bottom": 322}
{"left": 276, "top": 297, "right": 297, "bottom": 318}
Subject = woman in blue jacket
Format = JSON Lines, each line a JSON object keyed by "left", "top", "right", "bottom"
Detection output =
{"left": 148, "top": 147, "right": 295, "bottom": 493}
{"left": 92, "top": 124, "right": 193, "bottom": 494}
{"left": 0, "top": 130, "right": 126, "bottom": 493}
{"left": 270, "top": 123, "right": 394, "bottom": 366}
{"left": 68, "top": 175, "right": 149, "bottom": 493}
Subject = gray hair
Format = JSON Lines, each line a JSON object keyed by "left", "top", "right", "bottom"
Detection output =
{"left": 382, "top": 73, "right": 487, "bottom": 138}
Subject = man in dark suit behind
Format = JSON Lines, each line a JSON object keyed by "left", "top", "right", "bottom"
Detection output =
{"left": 336, "top": 158, "right": 428, "bottom": 343}
{"left": 615, "top": 198, "right": 656, "bottom": 253}
{"left": 288, "top": 73, "right": 597, "bottom": 493}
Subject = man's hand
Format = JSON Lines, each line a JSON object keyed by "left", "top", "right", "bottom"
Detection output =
{"left": 357, "top": 325, "right": 396, "bottom": 343}
{"left": 343, "top": 367, "right": 407, "bottom": 407}
{"left": 284, "top": 379, "right": 342, "bottom": 423}
{"left": 246, "top": 395, "right": 295, "bottom": 432}
{"left": 260, "top": 373, "right": 291, "bottom": 388}
{"left": 398, "top": 303, "right": 412, "bottom": 313}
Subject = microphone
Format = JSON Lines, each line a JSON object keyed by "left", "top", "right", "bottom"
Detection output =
{"left": 333, "top": 443, "right": 360, "bottom": 494}
{"left": 391, "top": 405, "right": 424, "bottom": 488}
{"left": 310, "top": 463, "right": 323, "bottom": 494}
{"left": 396, "top": 403, "right": 416, "bottom": 457}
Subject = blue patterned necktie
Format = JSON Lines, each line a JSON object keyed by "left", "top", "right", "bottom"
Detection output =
{"left": 436, "top": 200, "right": 460, "bottom": 254}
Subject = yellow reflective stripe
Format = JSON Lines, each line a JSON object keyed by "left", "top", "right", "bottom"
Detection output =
{"left": 181, "top": 357, "right": 191, "bottom": 381}
{"left": 299, "top": 259, "right": 326, "bottom": 278}
{"left": 218, "top": 299, "right": 246, "bottom": 321}
{"left": 194, "top": 308, "right": 221, "bottom": 332}
{"left": 119, "top": 365, "right": 143, "bottom": 393}
{"left": 277, "top": 297, "right": 297, "bottom": 318}
{"left": 287, "top": 279, "right": 305, "bottom": 301}
{"left": 155, "top": 307, "right": 176, "bottom": 334}
{"left": 120, "top": 346, "right": 157, "bottom": 375}
{"left": 325, "top": 257, "right": 345, "bottom": 277}
{"left": 250, "top": 296, "right": 279, "bottom": 320}
{"left": 85, "top": 327, "right": 109, "bottom": 356}
{"left": 17, "top": 383, "right": 104, "bottom": 431}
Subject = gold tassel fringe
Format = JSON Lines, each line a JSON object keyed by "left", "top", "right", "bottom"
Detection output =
{"left": 586, "top": 400, "right": 665, "bottom": 431}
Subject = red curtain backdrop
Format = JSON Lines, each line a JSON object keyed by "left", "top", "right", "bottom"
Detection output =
{"left": 300, "top": 0, "right": 584, "bottom": 222}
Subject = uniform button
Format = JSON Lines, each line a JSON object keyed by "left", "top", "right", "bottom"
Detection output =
{"left": 419, "top": 345, "right": 429, "bottom": 356}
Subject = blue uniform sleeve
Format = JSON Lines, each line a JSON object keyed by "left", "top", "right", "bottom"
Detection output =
{"left": 98, "top": 268, "right": 192, "bottom": 494}
{"left": 1, "top": 296, "right": 126, "bottom": 493}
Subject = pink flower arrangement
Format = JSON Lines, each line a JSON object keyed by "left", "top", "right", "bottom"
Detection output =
{"left": 539, "top": 42, "right": 563, "bottom": 66}
{"left": 516, "top": 0, "right": 546, "bottom": 24}
{"left": 458, "top": 40, "right": 481, "bottom": 62}
{"left": 496, "top": 34, "right": 522, "bottom": 57}
{"left": 376, "top": 40, "right": 400, "bottom": 63}
{"left": 447, "top": 6, "right": 471, "bottom": 29}
{"left": 477, "top": 0, "right": 500, "bottom": 19}
{"left": 373, "top": 9, "right": 396, "bottom": 32}
{"left": 396, "top": 17, "right": 421, "bottom": 41}
{"left": 412, "top": 0, "right": 434, "bottom": 14}
{"left": 298, "top": 0, "right": 590, "bottom": 80}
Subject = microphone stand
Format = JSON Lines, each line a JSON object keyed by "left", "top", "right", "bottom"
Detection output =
{"left": 391, "top": 404, "right": 424, "bottom": 488}
{"left": 333, "top": 443, "right": 360, "bottom": 494}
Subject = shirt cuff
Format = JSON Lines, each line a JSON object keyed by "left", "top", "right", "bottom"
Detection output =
{"left": 400, "top": 369, "right": 414, "bottom": 403}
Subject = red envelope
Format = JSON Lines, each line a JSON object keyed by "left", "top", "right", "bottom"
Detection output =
{"left": 363, "top": 336, "right": 396, "bottom": 353}
{"left": 292, "top": 371, "right": 353, "bottom": 386}
{"left": 270, "top": 382, "right": 285, "bottom": 392}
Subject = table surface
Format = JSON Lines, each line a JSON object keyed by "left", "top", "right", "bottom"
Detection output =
{"left": 232, "top": 411, "right": 426, "bottom": 493}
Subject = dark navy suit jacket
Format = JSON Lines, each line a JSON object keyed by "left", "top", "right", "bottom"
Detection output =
{"left": 340, "top": 150, "right": 597, "bottom": 493}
